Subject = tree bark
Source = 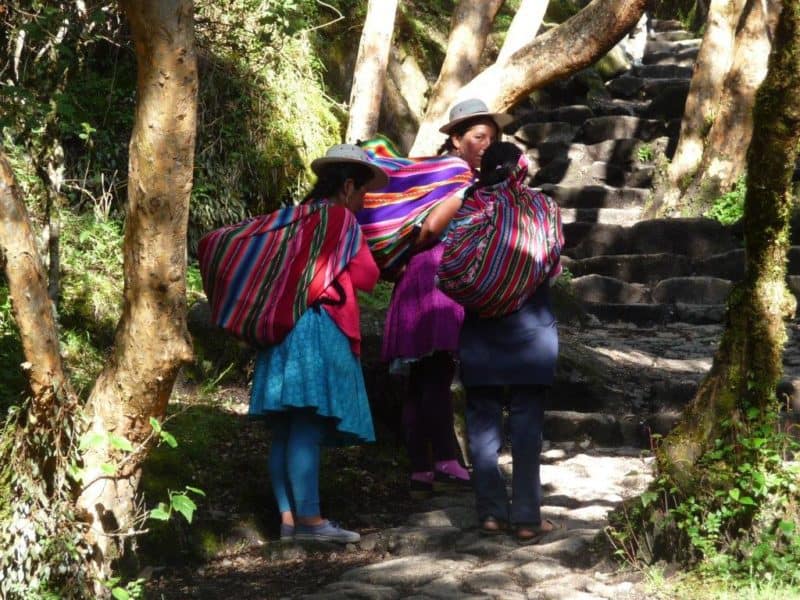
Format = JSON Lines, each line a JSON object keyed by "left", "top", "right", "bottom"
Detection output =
{"left": 658, "top": 0, "right": 799, "bottom": 491}
{"left": 410, "top": 0, "right": 648, "bottom": 155}
{"left": 345, "top": 0, "right": 399, "bottom": 143}
{"left": 0, "top": 153, "right": 75, "bottom": 414}
{"left": 671, "top": 0, "right": 781, "bottom": 215}
{"left": 77, "top": 0, "right": 196, "bottom": 580}
{"left": 496, "top": 0, "right": 548, "bottom": 63}
{"left": 410, "top": 0, "right": 505, "bottom": 156}
{"left": 664, "top": 0, "right": 747, "bottom": 200}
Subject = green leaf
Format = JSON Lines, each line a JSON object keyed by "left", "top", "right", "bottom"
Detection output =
{"left": 728, "top": 488, "right": 740, "bottom": 501}
{"left": 150, "top": 504, "right": 171, "bottom": 521}
{"left": 79, "top": 431, "right": 106, "bottom": 451}
{"left": 185, "top": 486, "right": 206, "bottom": 497}
{"left": 641, "top": 491, "right": 658, "bottom": 508}
{"left": 779, "top": 520, "right": 796, "bottom": 534}
{"left": 101, "top": 463, "right": 117, "bottom": 476}
{"left": 170, "top": 493, "right": 198, "bottom": 524}
{"left": 111, "top": 588, "right": 130, "bottom": 600}
{"left": 108, "top": 433, "right": 134, "bottom": 453}
{"left": 159, "top": 430, "right": 178, "bottom": 448}
{"left": 738, "top": 496, "right": 756, "bottom": 506}
{"left": 149, "top": 417, "right": 162, "bottom": 434}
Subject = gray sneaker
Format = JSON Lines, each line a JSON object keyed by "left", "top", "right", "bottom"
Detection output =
{"left": 279, "top": 523, "right": 294, "bottom": 541}
{"left": 294, "top": 520, "right": 360, "bottom": 544}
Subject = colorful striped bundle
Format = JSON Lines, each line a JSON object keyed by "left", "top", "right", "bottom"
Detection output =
{"left": 437, "top": 156, "right": 564, "bottom": 318}
{"left": 197, "top": 202, "right": 362, "bottom": 347}
{"left": 357, "top": 136, "right": 473, "bottom": 271}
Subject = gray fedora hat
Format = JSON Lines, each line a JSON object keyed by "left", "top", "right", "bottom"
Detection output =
{"left": 439, "top": 98, "right": 513, "bottom": 134}
{"left": 310, "top": 144, "right": 389, "bottom": 192}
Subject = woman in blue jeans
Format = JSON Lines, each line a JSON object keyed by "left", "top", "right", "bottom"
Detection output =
{"left": 457, "top": 142, "right": 562, "bottom": 544}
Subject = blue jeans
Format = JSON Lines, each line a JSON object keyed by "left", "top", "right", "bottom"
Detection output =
{"left": 268, "top": 409, "right": 326, "bottom": 518}
{"left": 465, "top": 385, "right": 546, "bottom": 525}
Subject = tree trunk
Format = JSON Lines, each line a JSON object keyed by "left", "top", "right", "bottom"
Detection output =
{"left": 76, "top": 0, "right": 196, "bottom": 582}
{"left": 410, "top": 0, "right": 505, "bottom": 156}
{"left": 663, "top": 0, "right": 746, "bottom": 204}
{"left": 0, "top": 153, "right": 76, "bottom": 415}
{"left": 410, "top": 0, "right": 648, "bottom": 155}
{"left": 671, "top": 0, "right": 781, "bottom": 215}
{"left": 496, "top": 0, "right": 548, "bottom": 63}
{"left": 345, "top": 0, "right": 399, "bottom": 143}
{"left": 658, "top": 0, "right": 799, "bottom": 491}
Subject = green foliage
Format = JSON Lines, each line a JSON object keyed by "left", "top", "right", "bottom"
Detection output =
{"left": 637, "top": 144, "right": 655, "bottom": 163}
{"left": 705, "top": 177, "right": 747, "bottom": 225}
{"left": 608, "top": 406, "right": 800, "bottom": 589}
{"left": 0, "top": 404, "right": 93, "bottom": 599}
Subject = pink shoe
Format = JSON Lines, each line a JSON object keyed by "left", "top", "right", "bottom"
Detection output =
{"left": 434, "top": 460, "right": 471, "bottom": 488}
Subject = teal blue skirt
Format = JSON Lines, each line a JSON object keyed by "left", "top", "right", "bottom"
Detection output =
{"left": 249, "top": 306, "right": 375, "bottom": 445}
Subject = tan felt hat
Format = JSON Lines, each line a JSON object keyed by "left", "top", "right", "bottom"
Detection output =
{"left": 439, "top": 98, "right": 513, "bottom": 134}
{"left": 310, "top": 144, "right": 389, "bottom": 191}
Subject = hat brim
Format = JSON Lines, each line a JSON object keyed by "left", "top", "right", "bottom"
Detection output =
{"left": 438, "top": 112, "right": 514, "bottom": 135}
{"left": 310, "top": 157, "right": 389, "bottom": 192}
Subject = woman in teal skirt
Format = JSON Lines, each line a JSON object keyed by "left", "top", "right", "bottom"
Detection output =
{"left": 249, "top": 144, "right": 387, "bottom": 544}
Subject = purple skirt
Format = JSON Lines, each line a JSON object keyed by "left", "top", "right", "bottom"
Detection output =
{"left": 382, "top": 244, "right": 464, "bottom": 361}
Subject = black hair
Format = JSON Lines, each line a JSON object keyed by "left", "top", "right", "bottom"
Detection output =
{"left": 464, "top": 141, "right": 522, "bottom": 198}
{"left": 304, "top": 162, "right": 375, "bottom": 203}
{"left": 436, "top": 116, "right": 500, "bottom": 155}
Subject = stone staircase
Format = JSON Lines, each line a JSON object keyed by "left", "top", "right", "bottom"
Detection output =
{"left": 500, "top": 19, "right": 800, "bottom": 446}
{"left": 509, "top": 18, "right": 800, "bottom": 328}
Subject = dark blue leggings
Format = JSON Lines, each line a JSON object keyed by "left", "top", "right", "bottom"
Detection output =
{"left": 268, "top": 409, "right": 326, "bottom": 518}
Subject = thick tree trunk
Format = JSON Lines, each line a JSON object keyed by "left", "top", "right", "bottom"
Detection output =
{"left": 658, "top": 0, "right": 799, "bottom": 491}
{"left": 671, "top": 0, "right": 781, "bottom": 215}
{"left": 410, "top": 0, "right": 648, "bottom": 155}
{"left": 76, "top": 0, "right": 196, "bottom": 581}
{"left": 345, "top": 0, "right": 399, "bottom": 143}
{"left": 496, "top": 0, "right": 548, "bottom": 63}
{"left": 664, "top": 0, "right": 746, "bottom": 201}
{"left": 410, "top": 0, "right": 505, "bottom": 156}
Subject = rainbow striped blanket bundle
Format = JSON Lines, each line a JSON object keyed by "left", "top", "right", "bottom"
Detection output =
{"left": 197, "top": 202, "right": 362, "bottom": 347}
{"left": 357, "top": 136, "right": 473, "bottom": 272}
{"left": 437, "top": 155, "right": 564, "bottom": 318}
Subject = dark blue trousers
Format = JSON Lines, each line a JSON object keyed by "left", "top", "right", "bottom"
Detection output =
{"left": 465, "top": 385, "right": 546, "bottom": 525}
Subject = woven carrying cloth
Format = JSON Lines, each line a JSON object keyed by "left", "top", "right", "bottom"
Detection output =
{"left": 197, "top": 202, "right": 362, "bottom": 347}
{"left": 437, "top": 155, "right": 564, "bottom": 318}
{"left": 356, "top": 136, "right": 473, "bottom": 271}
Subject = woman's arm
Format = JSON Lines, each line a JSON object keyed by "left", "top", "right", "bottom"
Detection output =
{"left": 413, "top": 194, "right": 463, "bottom": 250}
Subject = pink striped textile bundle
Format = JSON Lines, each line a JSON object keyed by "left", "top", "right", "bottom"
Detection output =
{"left": 197, "top": 202, "right": 362, "bottom": 347}
{"left": 437, "top": 155, "right": 564, "bottom": 318}
{"left": 356, "top": 136, "right": 473, "bottom": 271}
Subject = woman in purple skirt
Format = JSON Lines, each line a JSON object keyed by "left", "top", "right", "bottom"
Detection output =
{"left": 382, "top": 99, "right": 512, "bottom": 496}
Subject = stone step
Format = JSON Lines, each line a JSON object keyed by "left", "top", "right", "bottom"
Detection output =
{"left": 576, "top": 115, "right": 678, "bottom": 144}
{"left": 632, "top": 64, "right": 694, "bottom": 79}
{"left": 513, "top": 121, "right": 578, "bottom": 146}
{"left": 538, "top": 184, "right": 650, "bottom": 208}
{"left": 543, "top": 410, "right": 686, "bottom": 446}
{"left": 590, "top": 98, "right": 652, "bottom": 118}
{"left": 581, "top": 301, "right": 726, "bottom": 325}
{"left": 514, "top": 105, "right": 595, "bottom": 126}
{"left": 571, "top": 275, "right": 737, "bottom": 305}
{"left": 642, "top": 47, "right": 699, "bottom": 67}
{"left": 560, "top": 207, "right": 642, "bottom": 226}
{"left": 580, "top": 137, "right": 669, "bottom": 165}
{"left": 606, "top": 76, "right": 690, "bottom": 101}
{"left": 534, "top": 159, "right": 654, "bottom": 188}
{"left": 648, "top": 30, "right": 697, "bottom": 42}
{"left": 562, "top": 253, "right": 692, "bottom": 284}
{"left": 644, "top": 38, "right": 701, "bottom": 55}
{"left": 564, "top": 218, "right": 742, "bottom": 260}
{"left": 650, "top": 19, "right": 686, "bottom": 32}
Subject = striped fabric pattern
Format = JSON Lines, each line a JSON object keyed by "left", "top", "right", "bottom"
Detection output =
{"left": 198, "top": 202, "right": 362, "bottom": 347}
{"left": 437, "top": 155, "right": 564, "bottom": 318}
{"left": 356, "top": 136, "right": 473, "bottom": 271}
